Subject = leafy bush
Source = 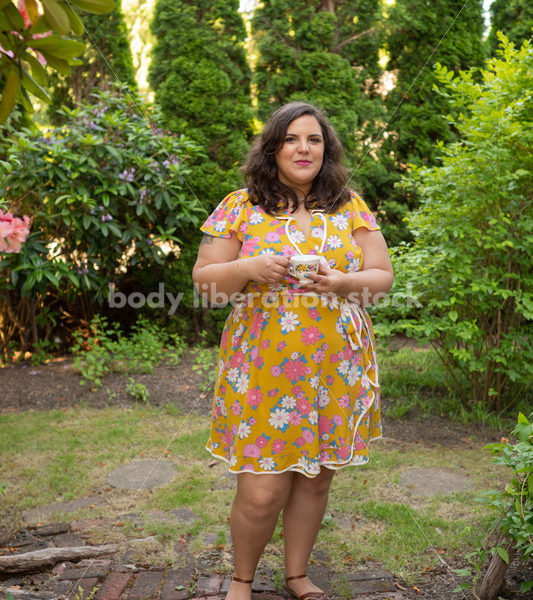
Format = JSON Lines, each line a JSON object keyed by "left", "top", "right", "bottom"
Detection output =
{"left": 0, "top": 86, "right": 204, "bottom": 360}
{"left": 456, "top": 412, "right": 533, "bottom": 596}
{"left": 72, "top": 315, "right": 186, "bottom": 388}
{"left": 376, "top": 35, "right": 533, "bottom": 411}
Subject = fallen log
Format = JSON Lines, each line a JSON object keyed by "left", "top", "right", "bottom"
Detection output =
{"left": 0, "top": 544, "right": 119, "bottom": 574}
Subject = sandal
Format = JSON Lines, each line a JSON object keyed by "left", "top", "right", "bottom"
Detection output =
{"left": 231, "top": 576, "right": 253, "bottom": 584}
{"left": 284, "top": 574, "right": 329, "bottom": 600}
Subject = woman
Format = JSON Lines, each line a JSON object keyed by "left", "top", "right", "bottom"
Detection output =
{"left": 192, "top": 102, "right": 393, "bottom": 600}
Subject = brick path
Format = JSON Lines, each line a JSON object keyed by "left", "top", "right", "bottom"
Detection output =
{"left": 0, "top": 524, "right": 406, "bottom": 600}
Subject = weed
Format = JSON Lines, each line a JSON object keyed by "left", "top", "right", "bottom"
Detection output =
{"left": 71, "top": 315, "right": 186, "bottom": 388}
{"left": 126, "top": 378, "right": 150, "bottom": 403}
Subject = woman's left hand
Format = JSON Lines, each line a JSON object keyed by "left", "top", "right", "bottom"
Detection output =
{"left": 304, "top": 261, "right": 346, "bottom": 296}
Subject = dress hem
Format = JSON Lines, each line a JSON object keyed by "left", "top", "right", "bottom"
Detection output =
{"left": 205, "top": 434, "right": 382, "bottom": 479}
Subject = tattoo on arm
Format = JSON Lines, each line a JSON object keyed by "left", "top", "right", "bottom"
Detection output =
{"left": 200, "top": 234, "right": 215, "bottom": 245}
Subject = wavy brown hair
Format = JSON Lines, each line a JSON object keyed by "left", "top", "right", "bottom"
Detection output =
{"left": 242, "top": 102, "right": 351, "bottom": 215}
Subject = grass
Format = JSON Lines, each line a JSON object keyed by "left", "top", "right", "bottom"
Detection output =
{"left": 0, "top": 403, "right": 509, "bottom": 583}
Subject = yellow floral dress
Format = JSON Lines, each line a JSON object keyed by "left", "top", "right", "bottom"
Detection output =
{"left": 200, "top": 189, "right": 382, "bottom": 477}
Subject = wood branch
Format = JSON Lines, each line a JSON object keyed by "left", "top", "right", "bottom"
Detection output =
{"left": 475, "top": 537, "right": 516, "bottom": 600}
{"left": 333, "top": 28, "right": 376, "bottom": 52}
{"left": 0, "top": 544, "right": 119, "bottom": 574}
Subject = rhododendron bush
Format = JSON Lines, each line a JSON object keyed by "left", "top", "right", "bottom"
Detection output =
{"left": 0, "top": 87, "right": 203, "bottom": 361}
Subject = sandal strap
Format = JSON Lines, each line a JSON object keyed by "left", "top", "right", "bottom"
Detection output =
{"left": 285, "top": 574, "right": 307, "bottom": 582}
{"left": 298, "top": 593, "right": 328, "bottom": 600}
{"left": 232, "top": 576, "right": 254, "bottom": 584}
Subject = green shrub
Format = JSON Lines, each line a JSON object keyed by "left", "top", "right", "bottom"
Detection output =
{"left": 0, "top": 86, "right": 204, "bottom": 360}
{"left": 376, "top": 35, "right": 533, "bottom": 411}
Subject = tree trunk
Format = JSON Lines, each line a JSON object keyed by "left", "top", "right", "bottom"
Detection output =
{"left": 475, "top": 537, "right": 516, "bottom": 600}
{"left": 0, "top": 544, "right": 119, "bottom": 574}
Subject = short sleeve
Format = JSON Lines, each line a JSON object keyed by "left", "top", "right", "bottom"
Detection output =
{"left": 200, "top": 189, "right": 248, "bottom": 241}
{"left": 350, "top": 191, "right": 380, "bottom": 232}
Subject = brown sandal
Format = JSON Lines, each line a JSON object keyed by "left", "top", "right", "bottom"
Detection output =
{"left": 232, "top": 576, "right": 254, "bottom": 584}
{"left": 284, "top": 574, "right": 329, "bottom": 600}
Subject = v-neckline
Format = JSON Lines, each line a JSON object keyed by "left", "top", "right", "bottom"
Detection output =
{"left": 279, "top": 207, "right": 315, "bottom": 240}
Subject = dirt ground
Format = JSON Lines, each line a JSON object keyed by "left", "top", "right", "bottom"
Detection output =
{"left": 1, "top": 351, "right": 532, "bottom": 600}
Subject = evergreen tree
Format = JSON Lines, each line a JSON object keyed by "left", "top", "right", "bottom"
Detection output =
{"left": 149, "top": 0, "right": 253, "bottom": 205}
{"left": 252, "top": 0, "right": 385, "bottom": 210}
{"left": 487, "top": 0, "right": 533, "bottom": 56}
{"left": 379, "top": 0, "right": 486, "bottom": 243}
{"left": 49, "top": 1, "right": 137, "bottom": 117}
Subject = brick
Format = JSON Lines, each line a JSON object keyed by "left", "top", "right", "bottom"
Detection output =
{"left": 127, "top": 570, "right": 164, "bottom": 600}
{"left": 95, "top": 571, "right": 132, "bottom": 600}
{"left": 65, "top": 577, "right": 100, "bottom": 600}
{"left": 58, "top": 567, "right": 108, "bottom": 580}
{"left": 160, "top": 568, "right": 195, "bottom": 600}
{"left": 196, "top": 574, "right": 223, "bottom": 596}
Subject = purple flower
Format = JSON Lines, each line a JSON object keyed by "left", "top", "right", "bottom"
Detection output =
{"left": 139, "top": 188, "right": 148, "bottom": 200}
{"left": 119, "top": 168, "right": 136, "bottom": 182}
{"left": 88, "top": 121, "right": 96, "bottom": 130}
{"left": 98, "top": 205, "right": 104, "bottom": 211}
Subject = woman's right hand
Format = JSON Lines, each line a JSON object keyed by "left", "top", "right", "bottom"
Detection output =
{"left": 244, "top": 254, "right": 291, "bottom": 284}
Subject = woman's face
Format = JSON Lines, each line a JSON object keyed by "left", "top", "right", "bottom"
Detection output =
{"left": 275, "top": 115, "right": 324, "bottom": 197}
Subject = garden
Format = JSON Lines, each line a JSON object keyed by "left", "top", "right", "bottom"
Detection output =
{"left": 0, "top": 1, "right": 532, "bottom": 599}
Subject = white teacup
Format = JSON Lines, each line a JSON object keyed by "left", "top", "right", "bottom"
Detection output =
{"left": 289, "top": 255, "right": 322, "bottom": 283}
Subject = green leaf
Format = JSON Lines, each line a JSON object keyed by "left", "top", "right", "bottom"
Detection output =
{"left": 44, "top": 55, "right": 73, "bottom": 76}
{"left": 20, "top": 68, "right": 52, "bottom": 103}
{"left": 22, "top": 52, "right": 49, "bottom": 87}
{"left": 62, "top": 3, "right": 85, "bottom": 36}
{"left": 42, "top": 0, "right": 71, "bottom": 35}
{"left": 0, "top": 68, "right": 20, "bottom": 125}
{"left": 70, "top": 0, "right": 115, "bottom": 13}
{"left": 495, "top": 547, "right": 509, "bottom": 564}
{"left": 29, "top": 36, "right": 86, "bottom": 58}
{"left": 521, "top": 581, "right": 533, "bottom": 593}
{"left": 518, "top": 412, "right": 529, "bottom": 425}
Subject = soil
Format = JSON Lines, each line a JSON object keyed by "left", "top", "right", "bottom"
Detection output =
{"left": 1, "top": 351, "right": 531, "bottom": 600}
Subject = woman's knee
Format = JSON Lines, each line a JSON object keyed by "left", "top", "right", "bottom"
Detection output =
{"left": 235, "top": 474, "right": 291, "bottom": 518}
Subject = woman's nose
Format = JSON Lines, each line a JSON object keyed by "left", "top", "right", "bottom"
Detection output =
{"left": 297, "top": 139, "right": 309, "bottom": 153}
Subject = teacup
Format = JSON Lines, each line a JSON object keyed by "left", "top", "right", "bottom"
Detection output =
{"left": 289, "top": 255, "right": 322, "bottom": 283}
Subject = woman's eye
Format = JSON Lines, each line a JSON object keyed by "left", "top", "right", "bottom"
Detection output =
{"left": 286, "top": 136, "right": 296, "bottom": 142}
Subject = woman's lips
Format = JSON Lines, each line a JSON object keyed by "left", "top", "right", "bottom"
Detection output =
{"left": 295, "top": 160, "right": 311, "bottom": 166}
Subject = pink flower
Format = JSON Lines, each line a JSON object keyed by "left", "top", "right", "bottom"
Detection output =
{"left": 246, "top": 386, "right": 263, "bottom": 408}
{"left": 308, "top": 308, "right": 320, "bottom": 320}
{"left": 260, "top": 339, "right": 270, "bottom": 349}
{"left": 294, "top": 436, "right": 306, "bottom": 447}
{"left": 283, "top": 358, "right": 306, "bottom": 383}
{"left": 338, "top": 445, "right": 350, "bottom": 460}
{"left": 0, "top": 211, "right": 30, "bottom": 253}
{"left": 311, "top": 348, "right": 326, "bottom": 363}
{"left": 231, "top": 402, "right": 242, "bottom": 415}
{"left": 272, "top": 439, "right": 286, "bottom": 454}
{"left": 332, "top": 414, "right": 343, "bottom": 426}
{"left": 292, "top": 385, "right": 303, "bottom": 396}
{"left": 281, "top": 245, "right": 297, "bottom": 257}
{"left": 271, "top": 365, "right": 282, "bottom": 377}
{"left": 296, "top": 398, "right": 311, "bottom": 415}
{"left": 301, "top": 326, "right": 321, "bottom": 346}
{"left": 277, "top": 341, "right": 286, "bottom": 351}
{"left": 329, "top": 353, "right": 339, "bottom": 363}
{"left": 253, "top": 356, "right": 264, "bottom": 368}
{"left": 243, "top": 444, "right": 261, "bottom": 458}
{"left": 230, "top": 350, "right": 245, "bottom": 368}
{"left": 338, "top": 394, "right": 350, "bottom": 408}
{"left": 255, "top": 435, "right": 268, "bottom": 448}
{"left": 302, "top": 429, "right": 314, "bottom": 443}
{"left": 318, "top": 416, "right": 333, "bottom": 435}
{"left": 289, "top": 412, "right": 303, "bottom": 426}
{"left": 268, "top": 387, "right": 278, "bottom": 397}
{"left": 17, "top": 1, "right": 32, "bottom": 28}
{"left": 265, "top": 231, "right": 280, "bottom": 242}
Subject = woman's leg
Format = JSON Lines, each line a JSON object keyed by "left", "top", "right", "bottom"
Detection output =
{"left": 226, "top": 471, "right": 294, "bottom": 600}
{"left": 282, "top": 468, "right": 336, "bottom": 597}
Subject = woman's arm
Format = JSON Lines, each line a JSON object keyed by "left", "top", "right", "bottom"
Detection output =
{"left": 192, "top": 233, "right": 291, "bottom": 304}
{"left": 305, "top": 228, "right": 394, "bottom": 305}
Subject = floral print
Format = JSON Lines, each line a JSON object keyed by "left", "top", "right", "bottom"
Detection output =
{"left": 201, "top": 189, "right": 382, "bottom": 478}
